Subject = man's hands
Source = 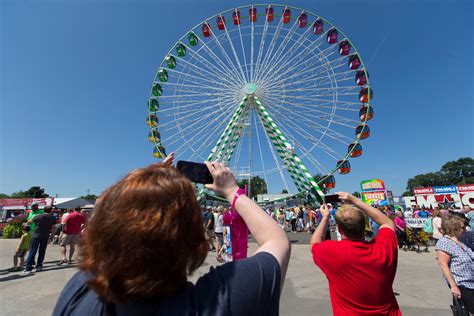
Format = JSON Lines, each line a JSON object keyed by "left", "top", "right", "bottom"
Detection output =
{"left": 336, "top": 192, "right": 357, "bottom": 204}
{"left": 319, "top": 204, "right": 330, "bottom": 218}
{"left": 204, "top": 162, "right": 239, "bottom": 201}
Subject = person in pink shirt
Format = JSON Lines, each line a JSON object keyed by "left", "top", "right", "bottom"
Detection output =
{"left": 431, "top": 208, "right": 443, "bottom": 240}
{"left": 394, "top": 211, "right": 407, "bottom": 250}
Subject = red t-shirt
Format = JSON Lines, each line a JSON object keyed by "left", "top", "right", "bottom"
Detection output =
{"left": 63, "top": 212, "right": 86, "bottom": 235}
{"left": 312, "top": 228, "right": 401, "bottom": 316}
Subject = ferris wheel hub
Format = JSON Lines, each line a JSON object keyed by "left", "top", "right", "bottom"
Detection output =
{"left": 243, "top": 82, "right": 257, "bottom": 95}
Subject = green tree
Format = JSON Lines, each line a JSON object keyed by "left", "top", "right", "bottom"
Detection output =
{"left": 0, "top": 193, "right": 9, "bottom": 198}
{"left": 439, "top": 157, "right": 474, "bottom": 184}
{"left": 312, "top": 173, "right": 330, "bottom": 194}
{"left": 404, "top": 157, "right": 474, "bottom": 195}
{"left": 10, "top": 186, "right": 49, "bottom": 198}
{"left": 281, "top": 189, "right": 289, "bottom": 194}
{"left": 81, "top": 194, "right": 98, "bottom": 201}
{"left": 238, "top": 176, "right": 268, "bottom": 199}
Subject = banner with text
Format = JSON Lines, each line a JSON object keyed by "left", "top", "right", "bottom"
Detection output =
{"left": 405, "top": 218, "right": 427, "bottom": 228}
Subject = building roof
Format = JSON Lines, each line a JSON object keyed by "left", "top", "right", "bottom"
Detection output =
{"left": 54, "top": 198, "right": 93, "bottom": 209}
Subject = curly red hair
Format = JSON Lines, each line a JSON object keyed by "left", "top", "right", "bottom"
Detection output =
{"left": 79, "top": 164, "right": 208, "bottom": 303}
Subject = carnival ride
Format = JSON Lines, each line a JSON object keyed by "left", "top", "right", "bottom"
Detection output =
{"left": 146, "top": 4, "right": 374, "bottom": 204}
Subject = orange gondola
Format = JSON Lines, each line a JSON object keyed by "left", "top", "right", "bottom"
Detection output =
{"left": 348, "top": 143, "right": 363, "bottom": 158}
{"left": 359, "top": 105, "right": 374, "bottom": 122}
{"left": 337, "top": 160, "right": 351, "bottom": 174}
{"left": 322, "top": 175, "right": 336, "bottom": 189}
{"left": 359, "top": 87, "right": 373, "bottom": 103}
{"left": 355, "top": 124, "right": 370, "bottom": 140}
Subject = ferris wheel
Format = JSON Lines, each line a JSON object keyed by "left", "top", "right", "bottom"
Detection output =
{"left": 146, "top": 4, "right": 374, "bottom": 203}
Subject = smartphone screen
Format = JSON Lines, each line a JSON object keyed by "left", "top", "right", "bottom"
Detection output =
{"left": 176, "top": 161, "right": 213, "bottom": 184}
{"left": 324, "top": 194, "right": 341, "bottom": 204}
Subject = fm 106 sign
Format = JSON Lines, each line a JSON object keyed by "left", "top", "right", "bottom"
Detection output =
{"left": 404, "top": 184, "right": 474, "bottom": 209}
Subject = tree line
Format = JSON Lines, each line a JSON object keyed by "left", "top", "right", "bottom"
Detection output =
{"left": 1, "top": 157, "right": 471, "bottom": 200}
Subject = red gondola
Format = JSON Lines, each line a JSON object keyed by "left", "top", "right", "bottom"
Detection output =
{"left": 313, "top": 19, "right": 324, "bottom": 35}
{"left": 359, "top": 87, "right": 373, "bottom": 103}
{"left": 233, "top": 10, "right": 241, "bottom": 25}
{"left": 339, "top": 40, "right": 351, "bottom": 56}
{"left": 322, "top": 175, "right": 336, "bottom": 189}
{"left": 359, "top": 105, "right": 374, "bottom": 121}
{"left": 348, "top": 143, "right": 363, "bottom": 158}
{"left": 355, "top": 124, "right": 370, "bottom": 140}
{"left": 266, "top": 7, "right": 274, "bottom": 22}
{"left": 327, "top": 28, "right": 338, "bottom": 44}
{"left": 249, "top": 7, "right": 257, "bottom": 22}
{"left": 202, "top": 22, "right": 211, "bottom": 37}
{"left": 337, "top": 160, "right": 351, "bottom": 174}
{"left": 217, "top": 16, "right": 226, "bottom": 30}
{"left": 283, "top": 8, "right": 291, "bottom": 23}
{"left": 355, "top": 70, "right": 367, "bottom": 85}
{"left": 298, "top": 13, "right": 308, "bottom": 28}
{"left": 348, "top": 54, "right": 361, "bottom": 70}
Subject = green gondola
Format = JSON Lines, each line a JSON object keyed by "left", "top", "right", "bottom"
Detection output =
{"left": 152, "top": 83, "right": 162, "bottom": 97}
{"left": 188, "top": 32, "right": 198, "bottom": 46}
{"left": 156, "top": 69, "right": 168, "bottom": 82}
{"left": 176, "top": 43, "right": 186, "bottom": 57}
{"left": 148, "top": 99, "right": 159, "bottom": 112}
{"left": 165, "top": 55, "right": 176, "bottom": 69}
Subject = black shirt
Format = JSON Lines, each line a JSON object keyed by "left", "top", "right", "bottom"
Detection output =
{"left": 53, "top": 252, "right": 281, "bottom": 316}
{"left": 32, "top": 213, "right": 56, "bottom": 239}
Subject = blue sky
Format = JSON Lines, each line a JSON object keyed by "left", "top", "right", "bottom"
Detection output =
{"left": 1, "top": 0, "right": 473, "bottom": 198}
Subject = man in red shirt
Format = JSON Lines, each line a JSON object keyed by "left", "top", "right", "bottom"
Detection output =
{"left": 58, "top": 207, "right": 86, "bottom": 265}
{"left": 311, "top": 192, "right": 401, "bottom": 316}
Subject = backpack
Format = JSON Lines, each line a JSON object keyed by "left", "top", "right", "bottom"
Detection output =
{"left": 423, "top": 218, "right": 433, "bottom": 233}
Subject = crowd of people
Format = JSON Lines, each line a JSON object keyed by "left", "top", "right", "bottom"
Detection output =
{"left": 3, "top": 153, "right": 473, "bottom": 314}
{"left": 9, "top": 204, "right": 89, "bottom": 273}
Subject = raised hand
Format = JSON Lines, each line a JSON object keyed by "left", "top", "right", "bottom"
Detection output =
{"left": 319, "top": 204, "right": 330, "bottom": 218}
{"left": 204, "top": 161, "right": 239, "bottom": 200}
{"left": 336, "top": 192, "right": 357, "bottom": 204}
{"left": 162, "top": 152, "right": 175, "bottom": 167}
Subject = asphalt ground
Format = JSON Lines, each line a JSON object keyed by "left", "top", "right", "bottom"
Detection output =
{"left": 0, "top": 232, "right": 452, "bottom": 315}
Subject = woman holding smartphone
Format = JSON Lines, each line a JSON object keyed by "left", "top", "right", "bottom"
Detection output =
{"left": 54, "top": 153, "right": 290, "bottom": 315}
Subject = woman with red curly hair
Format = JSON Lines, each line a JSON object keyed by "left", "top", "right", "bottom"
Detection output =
{"left": 53, "top": 154, "right": 290, "bottom": 315}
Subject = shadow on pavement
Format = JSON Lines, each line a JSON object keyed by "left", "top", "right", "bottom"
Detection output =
{"left": 0, "top": 274, "right": 34, "bottom": 282}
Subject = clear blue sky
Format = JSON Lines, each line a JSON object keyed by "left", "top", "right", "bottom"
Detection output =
{"left": 1, "top": 0, "right": 473, "bottom": 198}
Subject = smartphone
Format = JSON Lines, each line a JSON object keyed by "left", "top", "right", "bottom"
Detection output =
{"left": 176, "top": 161, "right": 213, "bottom": 184}
{"left": 324, "top": 194, "right": 341, "bottom": 204}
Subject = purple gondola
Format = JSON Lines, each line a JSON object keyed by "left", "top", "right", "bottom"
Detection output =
{"left": 327, "top": 28, "right": 338, "bottom": 44}
{"left": 339, "top": 40, "right": 351, "bottom": 56}
{"left": 348, "top": 54, "right": 361, "bottom": 70}
{"left": 313, "top": 19, "right": 324, "bottom": 34}
{"left": 298, "top": 13, "right": 308, "bottom": 28}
